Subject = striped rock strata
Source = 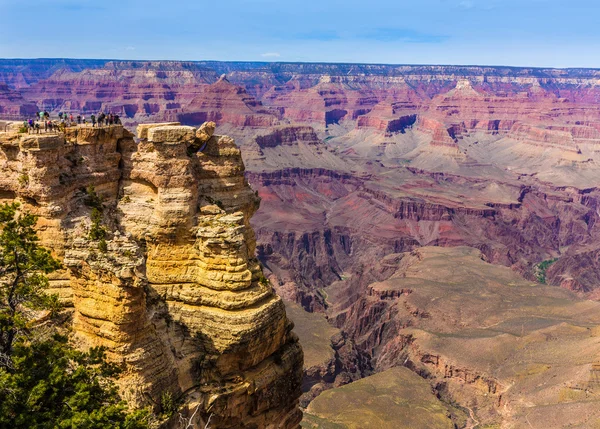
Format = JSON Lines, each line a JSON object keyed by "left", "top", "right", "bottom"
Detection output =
{"left": 0, "top": 123, "right": 303, "bottom": 428}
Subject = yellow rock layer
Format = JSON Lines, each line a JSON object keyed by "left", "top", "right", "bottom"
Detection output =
{"left": 0, "top": 123, "right": 303, "bottom": 428}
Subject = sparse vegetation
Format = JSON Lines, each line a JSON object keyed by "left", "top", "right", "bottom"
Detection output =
{"left": 17, "top": 173, "right": 28, "bottom": 187}
{"left": 89, "top": 207, "right": 107, "bottom": 241}
{"left": 0, "top": 202, "right": 61, "bottom": 359}
{"left": 0, "top": 202, "right": 148, "bottom": 428}
{"left": 258, "top": 274, "right": 270, "bottom": 286}
{"left": 304, "top": 367, "right": 458, "bottom": 429}
{"left": 535, "top": 258, "right": 558, "bottom": 284}
{"left": 84, "top": 186, "right": 108, "bottom": 251}
{"left": 160, "top": 391, "right": 178, "bottom": 418}
{"left": 98, "top": 237, "right": 108, "bottom": 253}
{"left": 84, "top": 185, "right": 103, "bottom": 210}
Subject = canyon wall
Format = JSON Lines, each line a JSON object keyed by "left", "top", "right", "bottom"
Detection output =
{"left": 0, "top": 123, "right": 303, "bottom": 428}
{"left": 4, "top": 60, "right": 600, "bottom": 427}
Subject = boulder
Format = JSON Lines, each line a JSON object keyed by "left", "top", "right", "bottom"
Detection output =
{"left": 147, "top": 125, "right": 196, "bottom": 144}
{"left": 136, "top": 122, "right": 181, "bottom": 139}
{"left": 196, "top": 121, "right": 216, "bottom": 143}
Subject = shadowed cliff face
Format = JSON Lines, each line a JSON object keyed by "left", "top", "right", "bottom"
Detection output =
{"left": 0, "top": 123, "right": 303, "bottom": 429}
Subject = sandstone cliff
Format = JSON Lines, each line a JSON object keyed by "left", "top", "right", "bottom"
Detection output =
{"left": 0, "top": 123, "right": 303, "bottom": 428}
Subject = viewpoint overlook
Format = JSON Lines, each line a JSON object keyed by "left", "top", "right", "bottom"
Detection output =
{"left": 2, "top": 59, "right": 600, "bottom": 428}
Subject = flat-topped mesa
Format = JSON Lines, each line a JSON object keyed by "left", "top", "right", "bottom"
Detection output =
{"left": 0, "top": 122, "right": 304, "bottom": 428}
{"left": 508, "top": 123, "right": 582, "bottom": 152}
{"left": 255, "top": 125, "right": 322, "bottom": 148}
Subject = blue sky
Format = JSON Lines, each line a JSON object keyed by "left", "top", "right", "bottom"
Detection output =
{"left": 0, "top": 0, "right": 599, "bottom": 67}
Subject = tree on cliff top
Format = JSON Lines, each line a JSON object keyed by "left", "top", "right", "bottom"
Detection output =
{"left": 0, "top": 202, "right": 150, "bottom": 428}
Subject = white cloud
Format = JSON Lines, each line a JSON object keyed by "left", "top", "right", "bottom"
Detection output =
{"left": 261, "top": 52, "right": 281, "bottom": 58}
{"left": 125, "top": 46, "right": 136, "bottom": 51}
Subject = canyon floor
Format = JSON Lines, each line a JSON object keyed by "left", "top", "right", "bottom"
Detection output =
{"left": 296, "top": 247, "right": 600, "bottom": 428}
{"left": 3, "top": 60, "right": 600, "bottom": 428}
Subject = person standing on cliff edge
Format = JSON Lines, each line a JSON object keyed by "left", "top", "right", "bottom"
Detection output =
{"left": 91, "top": 114, "right": 96, "bottom": 127}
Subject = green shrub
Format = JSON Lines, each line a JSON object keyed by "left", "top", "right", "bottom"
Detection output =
{"left": 258, "top": 274, "right": 270, "bottom": 286}
{"left": 84, "top": 185, "right": 103, "bottom": 209}
{"left": 18, "top": 173, "right": 29, "bottom": 186}
{"left": 0, "top": 335, "right": 151, "bottom": 429}
{"left": 0, "top": 202, "right": 149, "bottom": 428}
{"left": 160, "top": 391, "right": 177, "bottom": 418}
{"left": 89, "top": 208, "right": 107, "bottom": 241}
{"left": 98, "top": 238, "right": 108, "bottom": 253}
{"left": 535, "top": 258, "right": 558, "bottom": 284}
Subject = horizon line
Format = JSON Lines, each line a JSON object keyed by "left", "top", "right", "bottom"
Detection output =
{"left": 2, "top": 57, "right": 600, "bottom": 72}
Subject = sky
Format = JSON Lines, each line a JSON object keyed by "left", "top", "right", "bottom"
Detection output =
{"left": 0, "top": 0, "right": 599, "bottom": 68}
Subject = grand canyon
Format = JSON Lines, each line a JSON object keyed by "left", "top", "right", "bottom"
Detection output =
{"left": 3, "top": 59, "right": 600, "bottom": 428}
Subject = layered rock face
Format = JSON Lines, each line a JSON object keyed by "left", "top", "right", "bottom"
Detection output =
{"left": 0, "top": 83, "right": 38, "bottom": 117}
{"left": 0, "top": 123, "right": 303, "bottom": 428}
{"left": 179, "top": 75, "right": 280, "bottom": 127}
{"left": 6, "top": 60, "right": 600, "bottom": 427}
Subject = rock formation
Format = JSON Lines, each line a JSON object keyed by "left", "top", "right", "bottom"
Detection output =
{"left": 6, "top": 60, "right": 600, "bottom": 427}
{"left": 0, "top": 123, "right": 303, "bottom": 428}
{"left": 0, "top": 83, "right": 38, "bottom": 118}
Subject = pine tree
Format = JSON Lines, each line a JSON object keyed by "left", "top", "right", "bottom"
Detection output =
{"left": 0, "top": 202, "right": 61, "bottom": 363}
{"left": 0, "top": 202, "right": 150, "bottom": 428}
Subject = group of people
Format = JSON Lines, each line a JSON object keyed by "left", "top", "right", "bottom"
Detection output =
{"left": 24, "top": 111, "right": 122, "bottom": 134}
{"left": 57, "top": 111, "right": 121, "bottom": 127}
{"left": 86, "top": 112, "right": 121, "bottom": 127}
{"left": 25, "top": 115, "right": 58, "bottom": 134}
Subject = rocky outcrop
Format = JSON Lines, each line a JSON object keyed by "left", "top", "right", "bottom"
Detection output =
{"left": 0, "top": 123, "right": 303, "bottom": 428}
{"left": 356, "top": 100, "right": 417, "bottom": 135}
{"left": 416, "top": 116, "right": 462, "bottom": 150}
{"left": 508, "top": 123, "right": 581, "bottom": 151}
{"left": 243, "top": 126, "right": 351, "bottom": 172}
{"left": 7, "top": 60, "right": 600, "bottom": 143}
{"left": 178, "top": 76, "right": 280, "bottom": 127}
{"left": 254, "top": 126, "right": 321, "bottom": 148}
